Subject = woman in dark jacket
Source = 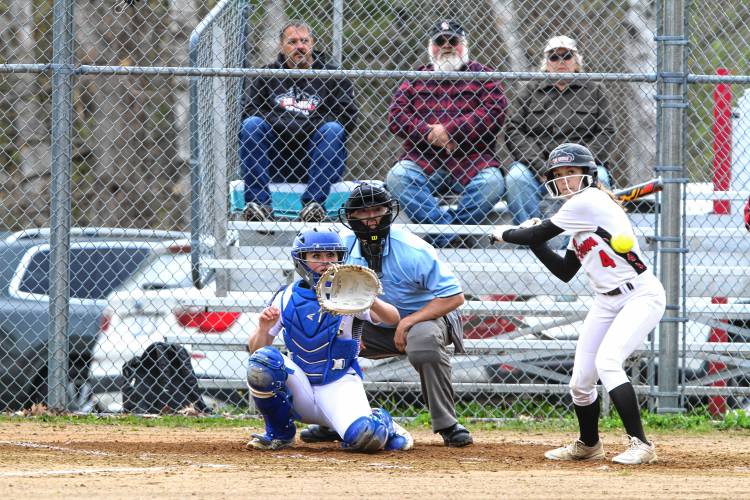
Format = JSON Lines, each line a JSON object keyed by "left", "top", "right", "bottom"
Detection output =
{"left": 504, "top": 35, "right": 615, "bottom": 225}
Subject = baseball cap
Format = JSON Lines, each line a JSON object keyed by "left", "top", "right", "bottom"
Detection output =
{"left": 429, "top": 20, "right": 466, "bottom": 40}
{"left": 544, "top": 35, "right": 577, "bottom": 53}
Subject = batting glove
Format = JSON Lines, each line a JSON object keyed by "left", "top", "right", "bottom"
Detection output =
{"left": 489, "top": 224, "right": 518, "bottom": 244}
{"left": 519, "top": 217, "right": 542, "bottom": 229}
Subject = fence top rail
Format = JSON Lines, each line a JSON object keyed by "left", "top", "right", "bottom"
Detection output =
{"left": 71, "top": 64, "right": 657, "bottom": 82}
{"left": 7, "top": 65, "right": 750, "bottom": 85}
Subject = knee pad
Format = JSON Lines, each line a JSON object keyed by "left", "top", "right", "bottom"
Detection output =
{"left": 247, "top": 346, "right": 290, "bottom": 396}
{"left": 247, "top": 347, "right": 296, "bottom": 441}
{"left": 342, "top": 411, "right": 390, "bottom": 452}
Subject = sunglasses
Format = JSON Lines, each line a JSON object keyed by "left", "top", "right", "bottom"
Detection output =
{"left": 547, "top": 51, "right": 574, "bottom": 62}
{"left": 433, "top": 35, "right": 461, "bottom": 47}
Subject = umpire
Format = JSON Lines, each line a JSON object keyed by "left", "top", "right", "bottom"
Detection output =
{"left": 300, "top": 182, "right": 473, "bottom": 447}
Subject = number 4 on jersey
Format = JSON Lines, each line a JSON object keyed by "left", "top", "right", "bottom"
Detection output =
{"left": 599, "top": 250, "right": 616, "bottom": 268}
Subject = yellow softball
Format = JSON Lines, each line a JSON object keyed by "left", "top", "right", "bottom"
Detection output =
{"left": 611, "top": 233, "right": 635, "bottom": 253}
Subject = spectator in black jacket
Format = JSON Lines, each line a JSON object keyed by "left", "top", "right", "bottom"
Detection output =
{"left": 240, "top": 20, "right": 358, "bottom": 222}
{"left": 504, "top": 35, "right": 615, "bottom": 225}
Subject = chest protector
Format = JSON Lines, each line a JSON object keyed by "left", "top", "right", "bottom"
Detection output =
{"left": 281, "top": 282, "right": 362, "bottom": 385}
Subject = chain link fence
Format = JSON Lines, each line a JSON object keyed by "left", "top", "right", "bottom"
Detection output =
{"left": 0, "top": 0, "right": 749, "bottom": 419}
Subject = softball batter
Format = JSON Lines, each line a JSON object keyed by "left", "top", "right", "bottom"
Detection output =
{"left": 245, "top": 228, "right": 413, "bottom": 452}
{"left": 491, "top": 143, "right": 665, "bottom": 465}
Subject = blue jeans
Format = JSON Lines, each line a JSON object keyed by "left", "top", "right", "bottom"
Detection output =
{"left": 239, "top": 116, "right": 346, "bottom": 206}
{"left": 504, "top": 161, "right": 612, "bottom": 224}
{"left": 386, "top": 160, "right": 506, "bottom": 247}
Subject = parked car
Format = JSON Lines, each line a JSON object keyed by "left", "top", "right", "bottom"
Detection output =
{"left": 87, "top": 248, "right": 261, "bottom": 413}
{"left": 0, "top": 227, "right": 188, "bottom": 411}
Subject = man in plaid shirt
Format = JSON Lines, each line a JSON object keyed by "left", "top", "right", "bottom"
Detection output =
{"left": 386, "top": 20, "right": 508, "bottom": 248}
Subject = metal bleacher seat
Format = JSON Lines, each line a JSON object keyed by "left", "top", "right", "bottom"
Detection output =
{"left": 176, "top": 183, "right": 750, "bottom": 400}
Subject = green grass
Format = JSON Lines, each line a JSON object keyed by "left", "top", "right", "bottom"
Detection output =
{"left": 0, "top": 413, "right": 263, "bottom": 429}
{"left": 2, "top": 407, "right": 748, "bottom": 432}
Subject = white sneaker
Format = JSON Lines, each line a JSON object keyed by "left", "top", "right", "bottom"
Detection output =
{"left": 612, "top": 436, "right": 657, "bottom": 464}
{"left": 545, "top": 439, "right": 605, "bottom": 461}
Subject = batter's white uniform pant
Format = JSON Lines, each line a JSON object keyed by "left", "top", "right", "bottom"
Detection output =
{"left": 569, "top": 272, "right": 666, "bottom": 406}
{"left": 281, "top": 354, "right": 372, "bottom": 438}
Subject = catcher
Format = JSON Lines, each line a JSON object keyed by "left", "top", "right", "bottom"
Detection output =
{"left": 245, "top": 227, "right": 413, "bottom": 452}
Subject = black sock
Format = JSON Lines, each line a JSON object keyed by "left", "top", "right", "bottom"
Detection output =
{"left": 574, "top": 399, "right": 600, "bottom": 447}
{"left": 609, "top": 382, "right": 648, "bottom": 443}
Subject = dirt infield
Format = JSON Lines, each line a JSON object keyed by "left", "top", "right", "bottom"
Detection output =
{"left": 1, "top": 422, "right": 749, "bottom": 499}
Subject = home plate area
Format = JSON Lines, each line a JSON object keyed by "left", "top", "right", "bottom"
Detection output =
{"left": 0, "top": 423, "right": 749, "bottom": 499}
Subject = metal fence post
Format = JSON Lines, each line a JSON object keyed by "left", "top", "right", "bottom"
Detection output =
{"left": 48, "top": 0, "right": 76, "bottom": 410}
{"left": 332, "top": 0, "right": 344, "bottom": 67}
{"left": 655, "top": 0, "right": 689, "bottom": 413}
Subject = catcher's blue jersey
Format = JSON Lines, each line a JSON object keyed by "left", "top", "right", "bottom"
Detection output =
{"left": 276, "top": 282, "right": 363, "bottom": 385}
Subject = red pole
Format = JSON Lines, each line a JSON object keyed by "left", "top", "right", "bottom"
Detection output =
{"left": 707, "top": 297, "right": 729, "bottom": 416}
{"left": 712, "top": 67, "right": 732, "bottom": 215}
{"left": 708, "top": 68, "right": 732, "bottom": 416}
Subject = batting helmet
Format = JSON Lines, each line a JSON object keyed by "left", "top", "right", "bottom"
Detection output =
{"left": 290, "top": 228, "right": 348, "bottom": 286}
{"left": 338, "top": 182, "right": 399, "bottom": 242}
{"left": 543, "top": 143, "right": 598, "bottom": 197}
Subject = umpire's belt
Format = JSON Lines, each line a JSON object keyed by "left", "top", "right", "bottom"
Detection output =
{"left": 603, "top": 282, "right": 635, "bottom": 296}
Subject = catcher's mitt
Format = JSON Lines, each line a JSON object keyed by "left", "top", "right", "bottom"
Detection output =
{"left": 316, "top": 264, "right": 382, "bottom": 316}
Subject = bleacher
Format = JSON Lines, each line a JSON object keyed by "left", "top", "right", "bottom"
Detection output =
{"left": 176, "top": 186, "right": 750, "bottom": 402}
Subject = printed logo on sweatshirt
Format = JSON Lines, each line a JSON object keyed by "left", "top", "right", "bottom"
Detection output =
{"left": 275, "top": 90, "right": 321, "bottom": 116}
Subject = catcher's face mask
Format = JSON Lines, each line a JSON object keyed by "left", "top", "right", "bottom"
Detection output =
{"left": 339, "top": 183, "right": 399, "bottom": 242}
{"left": 544, "top": 167, "right": 591, "bottom": 198}
{"left": 339, "top": 183, "right": 399, "bottom": 275}
{"left": 291, "top": 229, "right": 348, "bottom": 286}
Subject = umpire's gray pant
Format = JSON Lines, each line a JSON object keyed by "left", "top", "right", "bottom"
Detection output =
{"left": 360, "top": 317, "right": 457, "bottom": 432}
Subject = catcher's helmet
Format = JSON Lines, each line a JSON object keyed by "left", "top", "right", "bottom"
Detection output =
{"left": 543, "top": 143, "right": 598, "bottom": 197}
{"left": 338, "top": 182, "right": 399, "bottom": 242}
{"left": 291, "top": 228, "right": 348, "bottom": 286}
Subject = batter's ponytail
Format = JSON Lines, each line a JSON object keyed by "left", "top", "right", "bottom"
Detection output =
{"left": 595, "top": 184, "right": 627, "bottom": 212}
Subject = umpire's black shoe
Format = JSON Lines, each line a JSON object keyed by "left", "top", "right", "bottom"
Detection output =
{"left": 438, "top": 423, "right": 473, "bottom": 447}
{"left": 300, "top": 425, "right": 340, "bottom": 443}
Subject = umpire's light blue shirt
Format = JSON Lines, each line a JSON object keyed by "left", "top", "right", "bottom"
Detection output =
{"left": 343, "top": 227, "right": 463, "bottom": 317}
